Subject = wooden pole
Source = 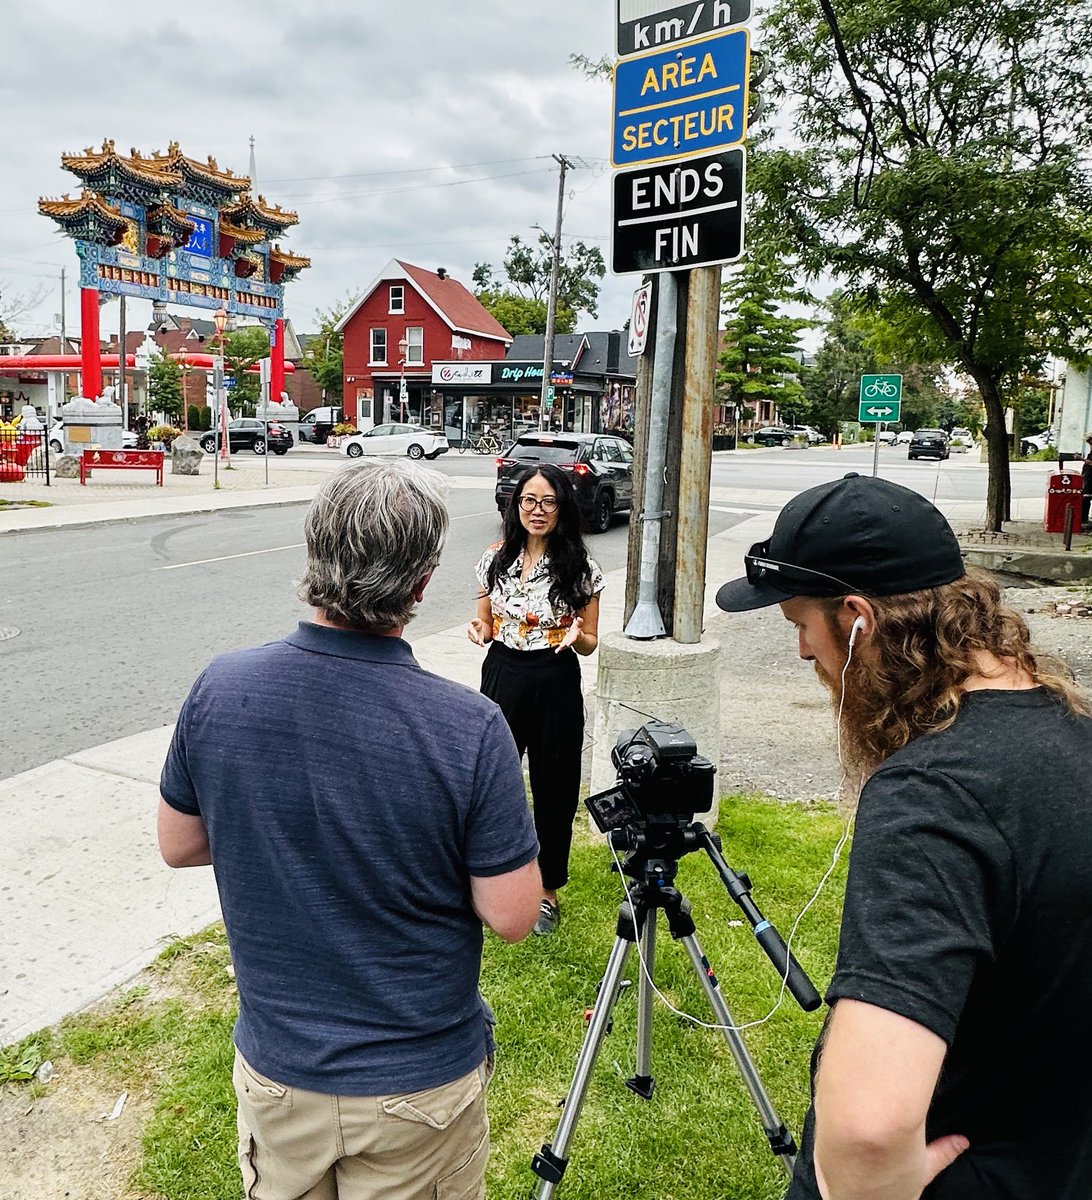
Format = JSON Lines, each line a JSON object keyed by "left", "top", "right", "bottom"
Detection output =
{"left": 673, "top": 266, "right": 721, "bottom": 643}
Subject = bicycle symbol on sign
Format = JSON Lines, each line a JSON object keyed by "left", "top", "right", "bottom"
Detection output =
{"left": 864, "top": 379, "right": 899, "bottom": 399}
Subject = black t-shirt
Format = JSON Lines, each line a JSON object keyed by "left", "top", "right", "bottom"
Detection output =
{"left": 787, "top": 688, "right": 1092, "bottom": 1200}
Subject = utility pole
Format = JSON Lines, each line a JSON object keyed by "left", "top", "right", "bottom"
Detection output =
{"left": 118, "top": 294, "right": 127, "bottom": 428}
{"left": 539, "top": 153, "right": 570, "bottom": 430}
{"left": 59, "top": 267, "right": 66, "bottom": 353}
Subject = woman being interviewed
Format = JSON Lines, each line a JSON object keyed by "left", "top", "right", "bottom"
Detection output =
{"left": 468, "top": 464, "right": 604, "bottom": 936}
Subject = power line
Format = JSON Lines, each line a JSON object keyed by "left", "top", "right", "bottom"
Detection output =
{"left": 280, "top": 167, "right": 555, "bottom": 206}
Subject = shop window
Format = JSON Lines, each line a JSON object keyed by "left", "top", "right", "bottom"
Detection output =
{"left": 389, "top": 286, "right": 404, "bottom": 314}
{"left": 405, "top": 326, "right": 424, "bottom": 365}
{"left": 370, "top": 329, "right": 387, "bottom": 365}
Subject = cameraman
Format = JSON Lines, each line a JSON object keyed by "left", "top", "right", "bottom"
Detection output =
{"left": 716, "top": 473, "right": 1092, "bottom": 1200}
{"left": 158, "top": 460, "right": 541, "bottom": 1200}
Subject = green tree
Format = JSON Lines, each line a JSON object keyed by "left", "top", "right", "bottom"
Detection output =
{"left": 804, "top": 292, "right": 952, "bottom": 436}
{"left": 473, "top": 234, "right": 606, "bottom": 334}
{"left": 717, "top": 246, "right": 813, "bottom": 429}
{"left": 223, "top": 326, "right": 269, "bottom": 412}
{"left": 758, "top": 0, "right": 1092, "bottom": 528}
{"left": 146, "top": 350, "right": 184, "bottom": 421}
{"left": 303, "top": 297, "right": 351, "bottom": 405}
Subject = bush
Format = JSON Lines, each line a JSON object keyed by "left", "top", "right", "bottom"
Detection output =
{"left": 187, "top": 405, "right": 201, "bottom": 431}
{"left": 200, "top": 408, "right": 213, "bottom": 431}
{"left": 148, "top": 425, "right": 183, "bottom": 448}
{"left": 332, "top": 422, "right": 358, "bottom": 436}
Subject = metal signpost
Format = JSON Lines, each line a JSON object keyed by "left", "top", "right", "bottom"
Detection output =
{"left": 612, "top": 147, "right": 745, "bottom": 274}
{"left": 858, "top": 374, "right": 903, "bottom": 477}
{"left": 612, "top": 28, "right": 749, "bottom": 169}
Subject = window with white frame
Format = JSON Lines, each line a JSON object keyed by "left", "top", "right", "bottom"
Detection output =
{"left": 370, "top": 328, "right": 387, "bottom": 364}
{"left": 405, "top": 326, "right": 424, "bottom": 365}
{"left": 389, "top": 286, "right": 404, "bottom": 314}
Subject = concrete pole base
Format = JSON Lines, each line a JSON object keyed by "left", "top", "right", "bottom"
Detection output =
{"left": 590, "top": 631, "right": 722, "bottom": 828}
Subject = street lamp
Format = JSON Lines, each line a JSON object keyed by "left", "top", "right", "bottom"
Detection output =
{"left": 398, "top": 334, "right": 409, "bottom": 422}
{"left": 213, "top": 306, "right": 229, "bottom": 485}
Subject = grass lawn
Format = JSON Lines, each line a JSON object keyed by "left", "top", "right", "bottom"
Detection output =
{"left": 6, "top": 794, "right": 847, "bottom": 1200}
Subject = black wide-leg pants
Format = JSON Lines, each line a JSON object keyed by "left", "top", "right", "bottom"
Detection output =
{"left": 481, "top": 641, "right": 584, "bottom": 891}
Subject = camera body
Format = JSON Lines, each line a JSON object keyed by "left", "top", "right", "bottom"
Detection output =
{"left": 585, "top": 720, "right": 715, "bottom": 834}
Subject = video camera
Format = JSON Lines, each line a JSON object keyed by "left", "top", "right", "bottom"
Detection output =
{"left": 585, "top": 720, "right": 715, "bottom": 835}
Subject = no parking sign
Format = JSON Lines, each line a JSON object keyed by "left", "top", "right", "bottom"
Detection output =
{"left": 628, "top": 281, "right": 653, "bottom": 355}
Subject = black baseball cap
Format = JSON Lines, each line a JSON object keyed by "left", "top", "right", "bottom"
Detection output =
{"left": 715, "top": 473, "right": 966, "bottom": 612}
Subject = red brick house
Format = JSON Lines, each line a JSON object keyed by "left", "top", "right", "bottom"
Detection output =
{"left": 336, "top": 260, "right": 511, "bottom": 428}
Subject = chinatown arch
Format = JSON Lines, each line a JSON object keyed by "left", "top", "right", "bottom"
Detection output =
{"left": 36, "top": 140, "right": 310, "bottom": 406}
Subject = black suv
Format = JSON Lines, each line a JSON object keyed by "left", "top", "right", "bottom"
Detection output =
{"left": 907, "top": 429, "right": 949, "bottom": 461}
{"left": 201, "top": 419, "right": 293, "bottom": 456}
{"left": 495, "top": 432, "right": 634, "bottom": 533}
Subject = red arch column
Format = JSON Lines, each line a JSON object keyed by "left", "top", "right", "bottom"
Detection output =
{"left": 80, "top": 288, "right": 102, "bottom": 399}
{"left": 271, "top": 317, "right": 286, "bottom": 403}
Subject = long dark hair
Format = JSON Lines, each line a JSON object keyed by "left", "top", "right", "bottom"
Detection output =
{"left": 486, "top": 464, "right": 596, "bottom": 613}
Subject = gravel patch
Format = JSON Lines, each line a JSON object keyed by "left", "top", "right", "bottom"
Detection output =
{"left": 707, "top": 581, "right": 1092, "bottom": 804}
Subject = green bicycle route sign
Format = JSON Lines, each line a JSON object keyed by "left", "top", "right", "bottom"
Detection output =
{"left": 858, "top": 374, "right": 902, "bottom": 423}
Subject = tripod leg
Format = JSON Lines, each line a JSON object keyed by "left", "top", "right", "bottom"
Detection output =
{"left": 531, "top": 933, "right": 635, "bottom": 1199}
{"left": 679, "top": 932, "right": 798, "bottom": 1176}
{"left": 627, "top": 906, "right": 656, "bottom": 1099}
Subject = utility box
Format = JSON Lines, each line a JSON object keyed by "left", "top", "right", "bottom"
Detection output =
{"left": 1045, "top": 471, "right": 1083, "bottom": 533}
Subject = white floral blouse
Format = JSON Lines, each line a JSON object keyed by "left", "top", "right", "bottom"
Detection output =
{"left": 475, "top": 544, "right": 605, "bottom": 651}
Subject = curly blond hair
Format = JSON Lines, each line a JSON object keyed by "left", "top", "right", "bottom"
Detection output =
{"left": 821, "top": 569, "right": 1090, "bottom": 776}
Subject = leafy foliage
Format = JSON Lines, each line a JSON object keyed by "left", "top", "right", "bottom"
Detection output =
{"left": 304, "top": 296, "right": 352, "bottom": 403}
{"left": 146, "top": 350, "right": 184, "bottom": 420}
{"left": 717, "top": 243, "right": 813, "bottom": 427}
{"left": 474, "top": 234, "right": 606, "bottom": 334}
{"left": 222, "top": 327, "right": 269, "bottom": 409}
{"left": 757, "top": 0, "right": 1092, "bottom": 527}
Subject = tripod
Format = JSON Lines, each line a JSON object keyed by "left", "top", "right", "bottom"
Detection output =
{"left": 531, "top": 821, "right": 821, "bottom": 1199}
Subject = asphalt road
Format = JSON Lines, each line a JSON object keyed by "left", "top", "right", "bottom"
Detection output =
{"left": 2, "top": 442, "right": 1035, "bottom": 779}
{"left": 0, "top": 474, "right": 750, "bottom": 779}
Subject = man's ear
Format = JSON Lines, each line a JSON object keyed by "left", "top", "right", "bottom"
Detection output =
{"left": 412, "top": 569, "right": 435, "bottom": 605}
{"left": 841, "top": 595, "right": 875, "bottom": 641}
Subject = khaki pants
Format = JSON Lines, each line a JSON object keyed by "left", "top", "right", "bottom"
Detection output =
{"left": 234, "top": 1050, "right": 490, "bottom": 1200}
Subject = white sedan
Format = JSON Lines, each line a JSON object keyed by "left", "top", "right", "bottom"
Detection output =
{"left": 340, "top": 423, "right": 449, "bottom": 461}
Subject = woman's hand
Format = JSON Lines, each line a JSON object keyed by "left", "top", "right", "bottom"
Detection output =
{"left": 555, "top": 617, "right": 583, "bottom": 653}
{"left": 467, "top": 618, "right": 492, "bottom": 647}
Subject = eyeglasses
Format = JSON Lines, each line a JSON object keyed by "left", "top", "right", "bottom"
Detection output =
{"left": 519, "top": 495, "right": 558, "bottom": 513}
{"left": 744, "top": 540, "right": 856, "bottom": 595}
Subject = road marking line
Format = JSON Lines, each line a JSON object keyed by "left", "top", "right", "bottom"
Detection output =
{"left": 710, "top": 505, "right": 763, "bottom": 515}
{"left": 161, "top": 544, "right": 306, "bottom": 570}
{"left": 161, "top": 510, "right": 494, "bottom": 570}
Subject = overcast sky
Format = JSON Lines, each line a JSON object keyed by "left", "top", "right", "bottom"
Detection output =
{"left": 1, "top": 1, "right": 647, "bottom": 342}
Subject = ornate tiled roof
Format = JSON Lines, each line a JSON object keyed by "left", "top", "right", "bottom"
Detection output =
{"left": 61, "top": 139, "right": 181, "bottom": 191}
{"left": 269, "top": 246, "right": 311, "bottom": 270}
{"left": 218, "top": 219, "right": 266, "bottom": 247}
{"left": 145, "top": 201, "right": 196, "bottom": 239}
{"left": 38, "top": 190, "right": 128, "bottom": 241}
{"left": 143, "top": 141, "right": 251, "bottom": 194}
{"left": 220, "top": 193, "right": 299, "bottom": 233}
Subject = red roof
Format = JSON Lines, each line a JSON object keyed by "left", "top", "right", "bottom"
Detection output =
{"left": 396, "top": 260, "right": 511, "bottom": 342}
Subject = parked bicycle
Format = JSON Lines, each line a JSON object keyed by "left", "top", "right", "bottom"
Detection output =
{"left": 459, "top": 424, "right": 502, "bottom": 455}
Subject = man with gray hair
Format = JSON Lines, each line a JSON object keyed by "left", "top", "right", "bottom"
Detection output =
{"left": 158, "top": 459, "right": 542, "bottom": 1200}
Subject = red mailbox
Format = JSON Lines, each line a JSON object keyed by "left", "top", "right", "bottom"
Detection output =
{"left": 1045, "top": 471, "right": 1084, "bottom": 533}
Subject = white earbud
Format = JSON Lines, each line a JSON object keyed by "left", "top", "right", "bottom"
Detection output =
{"left": 848, "top": 616, "right": 866, "bottom": 650}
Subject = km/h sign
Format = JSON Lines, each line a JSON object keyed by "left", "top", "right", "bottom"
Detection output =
{"left": 612, "top": 148, "right": 745, "bottom": 274}
{"left": 616, "top": 0, "right": 752, "bottom": 57}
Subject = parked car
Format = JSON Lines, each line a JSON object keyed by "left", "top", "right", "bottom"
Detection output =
{"left": 747, "top": 426, "right": 795, "bottom": 447}
{"left": 495, "top": 432, "right": 634, "bottom": 534}
{"left": 908, "top": 429, "right": 950, "bottom": 460}
{"left": 298, "top": 406, "right": 343, "bottom": 444}
{"left": 200, "top": 418, "right": 293, "bottom": 455}
{"left": 48, "top": 421, "right": 137, "bottom": 453}
{"left": 876, "top": 429, "right": 898, "bottom": 445}
{"left": 895, "top": 430, "right": 915, "bottom": 445}
{"left": 340, "top": 423, "right": 448, "bottom": 460}
{"left": 948, "top": 427, "right": 974, "bottom": 453}
{"left": 1020, "top": 430, "right": 1053, "bottom": 456}
{"left": 788, "top": 425, "right": 825, "bottom": 444}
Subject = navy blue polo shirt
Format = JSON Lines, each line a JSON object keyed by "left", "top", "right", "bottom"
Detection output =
{"left": 160, "top": 622, "right": 538, "bottom": 1096}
